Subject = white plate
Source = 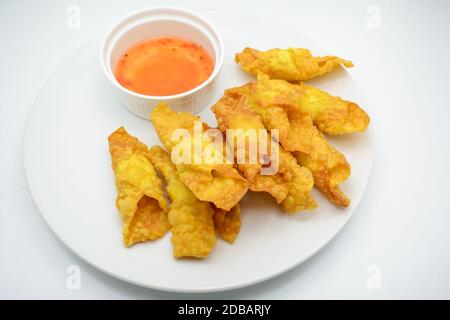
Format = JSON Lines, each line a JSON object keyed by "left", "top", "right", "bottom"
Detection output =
{"left": 24, "top": 10, "right": 373, "bottom": 293}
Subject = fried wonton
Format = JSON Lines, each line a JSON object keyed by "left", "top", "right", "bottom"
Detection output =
{"left": 290, "top": 113, "right": 351, "bottom": 207}
{"left": 278, "top": 148, "right": 317, "bottom": 211}
{"left": 212, "top": 90, "right": 317, "bottom": 212}
{"left": 108, "top": 127, "right": 169, "bottom": 247}
{"left": 212, "top": 90, "right": 266, "bottom": 182}
{"left": 252, "top": 73, "right": 370, "bottom": 135}
{"left": 228, "top": 83, "right": 351, "bottom": 207}
{"left": 148, "top": 146, "right": 216, "bottom": 258}
{"left": 233, "top": 80, "right": 308, "bottom": 153}
{"left": 150, "top": 103, "right": 248, "bottom": 211}
{"left": 213, "top": 204, "right": 241, "bottom": 244}
{"left": 235, "top": 47, "right": 353, "bottom": 81}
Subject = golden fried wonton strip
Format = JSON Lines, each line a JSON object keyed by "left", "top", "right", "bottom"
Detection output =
{"left": 252, "top": 73, "right": 369, "bottom": 135}
{"left": 150, "top": 103, "right": 248, "bottom": 211}
{"left": 235, "top": 47, "right": 353, "bottom": 81}
{"left": 212, "top": 90, "right": 317, "bottom": 212}
{"left": 108, "top": 127, "right": 169, "bottom": 247}
{"left": 148, "top": 146, "right": 216, "bottom": 258}
{"left": 212, "top": 204, "right": 241, "bottom": 244}
{"left": 229, "top": 83, "right": 351, "bottom": 207}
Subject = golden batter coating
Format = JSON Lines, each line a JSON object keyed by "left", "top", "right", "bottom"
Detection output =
{"left": 213, "top": 204, "right": 241, "bottom": 244}
{"left": 235, "top": 47, "right": 353, "bottom": 81}
{"left": 150, "top": 103, "right": 248, "bottom": 211}
{"left": 252, "top": 73, "right": 369, "bottom": 135}
{"left": 212, "top": 90, "right": 317, "bottom": 212}
{"left": 226, "top": 83, "right": 351, "bottom": 207}
{"left": 108, "top": 128, "right": 169, "bottom": 247}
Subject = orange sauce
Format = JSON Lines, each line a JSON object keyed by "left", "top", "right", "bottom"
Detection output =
{"left": 115, "top": 36, "right": 215, "bottom": 96}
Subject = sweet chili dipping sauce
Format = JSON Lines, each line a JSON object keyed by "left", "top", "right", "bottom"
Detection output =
{"left": 115, "top": 36, "right": 215, "bottom": 96}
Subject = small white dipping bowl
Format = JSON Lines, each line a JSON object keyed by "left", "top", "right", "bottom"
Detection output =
{"left": 100, "top": 7, "right": 224, "bottom": 119}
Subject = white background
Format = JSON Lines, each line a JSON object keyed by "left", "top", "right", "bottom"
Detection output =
{"left": 1, "top": 0, "right": 449, "bottom": 299}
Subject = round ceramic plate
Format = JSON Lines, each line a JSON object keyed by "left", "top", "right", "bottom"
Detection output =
{"left": 24, "top": 10, "right": 373, "bottom": 293}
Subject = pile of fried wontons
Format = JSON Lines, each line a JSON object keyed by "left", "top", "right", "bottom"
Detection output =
{"left": 108, "top": 47, "right": 370, "bottom": 258}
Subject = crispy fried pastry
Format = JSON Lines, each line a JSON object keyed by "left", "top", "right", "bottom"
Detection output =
{"left": 148, "top": 146, "right": 216, "bottom": 258}
{"left": 279, "top": 148, "right": 317, "bottom": 211}
{"left": 252, "top": 73, "right": 369, "bottom": 135}
{"left": 213, "top": 204, "right": 241, "bottom": 244}
{"left": 235, "top": 47, "right": 353, "bottom": 81}
{"left": 150, "top": 103, "right": 248, "bottom": 211}
{"left": 108, "top": 127, "right": 169, "bottom": 247}
{"left": 212, "top": 90, "right": 317, "bottom": 212}
{"left": 228, "top": 83, "right": 351, "bottom": 207}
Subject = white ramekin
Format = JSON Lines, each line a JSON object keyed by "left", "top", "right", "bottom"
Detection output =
{"left": 100, "top": 7, "right": 224, "bottom": 119}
